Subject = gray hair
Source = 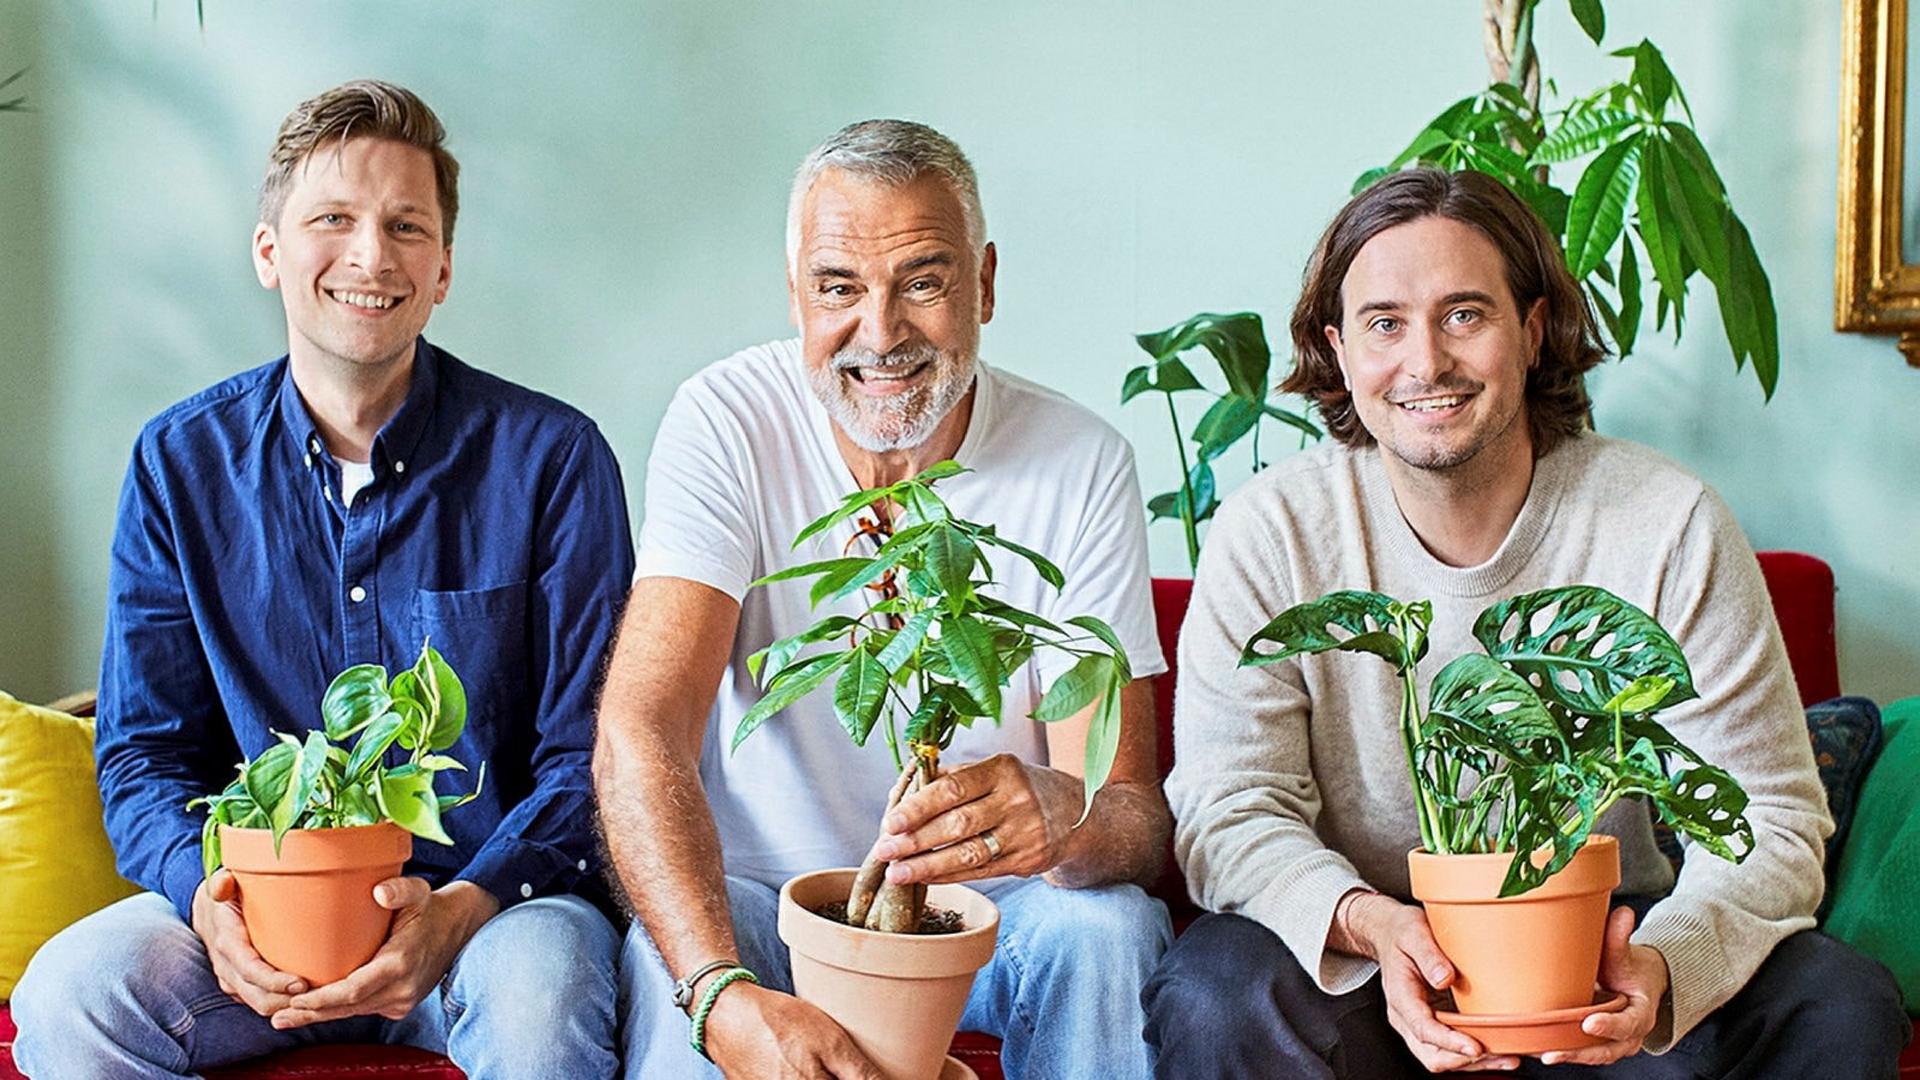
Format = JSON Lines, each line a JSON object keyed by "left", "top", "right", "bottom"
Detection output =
{"left": 785, "top": 119, "right": 987, "bottom": 275}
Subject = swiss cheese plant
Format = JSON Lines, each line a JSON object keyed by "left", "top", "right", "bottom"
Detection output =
{"left": 1241, "top": 584, "right": 1752, "bottom": 896}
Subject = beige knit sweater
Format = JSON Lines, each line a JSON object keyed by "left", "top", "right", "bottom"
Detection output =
{"left": 1167, "top": 433, "right": 1831, "bottom": 1051}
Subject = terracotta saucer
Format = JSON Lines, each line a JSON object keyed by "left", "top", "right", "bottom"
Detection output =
{"left": 1436, "top": 991, "right": 1629, "bottom": 1056}
{"left": 939, "top": 1055, "right": 979, "bottom": 1080}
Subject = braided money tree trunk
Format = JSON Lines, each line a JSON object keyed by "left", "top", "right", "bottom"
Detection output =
{"left": 734, "top": 461, "right": 1132, "bottom": 933}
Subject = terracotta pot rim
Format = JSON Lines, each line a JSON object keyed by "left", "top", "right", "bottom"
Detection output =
{"left": 219, "top": 820, "right": 412, "bottom": 874}
{"left": 779, "top": 868, "right": 999, "bottom": 981}
{"left": 219, "top": 823, "right": 406, "bottom": 836}
{"left": 780, "top": 868, "right": 1000, "bottom": 946}
{"left": 1408, "top": 833, "right": 1620, "bottom": 903}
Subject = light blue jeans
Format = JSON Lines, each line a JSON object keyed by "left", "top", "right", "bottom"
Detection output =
{"left": 621, "top": 875, "right": 1172, "bottom": 1080}
{"left": 11, "top": 890, "right": 621, "bottom": 1080}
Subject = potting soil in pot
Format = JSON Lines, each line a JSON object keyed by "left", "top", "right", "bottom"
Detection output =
{"left": 812, "top": 901, "right": 967, "bottom": 935}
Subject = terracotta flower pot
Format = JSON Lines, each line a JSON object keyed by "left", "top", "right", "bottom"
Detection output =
{"left": 779, "top": 868, "right": 999, "bottom": 1080}
{"left": 219, "top": 822, "right": 412, "bottom": 986}
{"left": 1407, "top": 834, "right": 1620, "bottom": 1016}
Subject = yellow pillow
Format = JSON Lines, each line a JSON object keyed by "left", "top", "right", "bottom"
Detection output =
{"left": 0, "top": 691, "right": 141, "bottom": 999}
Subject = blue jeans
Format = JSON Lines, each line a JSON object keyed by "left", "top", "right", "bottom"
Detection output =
{"left": 621, "top": 875, "right": 1172, "bottom": 1080}
{"left": 11, "top": 890, "right": 621, "bottom": 1080}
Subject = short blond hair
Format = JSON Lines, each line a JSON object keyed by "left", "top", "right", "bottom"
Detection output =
{"left": 258, "top": 80, "right": 460, "bottom": 243}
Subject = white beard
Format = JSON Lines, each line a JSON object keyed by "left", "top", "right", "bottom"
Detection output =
{"left": 808, "top": 342, "right": 977, "bottom": 453}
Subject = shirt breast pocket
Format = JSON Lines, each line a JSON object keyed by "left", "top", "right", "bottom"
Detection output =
{"left": 411, "top": 582, "right": 531, "bottom": 724}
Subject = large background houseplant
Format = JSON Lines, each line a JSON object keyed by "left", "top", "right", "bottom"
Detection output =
{"left": 1127, "top": 0, "right": 1780, "bottom": 566}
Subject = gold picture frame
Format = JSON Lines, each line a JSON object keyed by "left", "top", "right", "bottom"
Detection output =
{"left": 1838, "top": 0, "right": 1920, "bottom": 366}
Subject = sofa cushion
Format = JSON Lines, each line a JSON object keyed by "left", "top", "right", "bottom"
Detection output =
{"left": 1826, "top": 696, "right": 1920, "bottom": 1016}
{"left": 1650, "top": 695, "right": 1884, "bottom": 912}
{"left": 0, "top": 692, "right": 141, "bottom": 1000}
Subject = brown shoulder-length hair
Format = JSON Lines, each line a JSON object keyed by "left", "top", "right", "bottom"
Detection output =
{"left": 259, "top": 80, "right": 460, "bottom": 244}
{"left": 1282, "top": 168, "right": 1605, "bottom": 455}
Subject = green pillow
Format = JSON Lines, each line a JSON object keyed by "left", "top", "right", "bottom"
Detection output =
{"left": 1826, "top": 695, "right": 1920, "bottom": 1015}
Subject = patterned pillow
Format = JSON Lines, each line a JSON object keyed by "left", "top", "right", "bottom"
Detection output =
{"left": 1650, "top": 696, "right": 1884, "bottom": 919}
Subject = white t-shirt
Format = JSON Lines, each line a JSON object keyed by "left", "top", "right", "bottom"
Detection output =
{"left": 636, "top": 338, "right": 1167, "bottom": 889}
{"left": 339, "top": 459, "right": 375, "bottom": 508}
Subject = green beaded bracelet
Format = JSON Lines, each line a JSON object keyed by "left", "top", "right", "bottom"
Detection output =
{"left": 688, "top": 966, "right": 760, "bottom": 1060}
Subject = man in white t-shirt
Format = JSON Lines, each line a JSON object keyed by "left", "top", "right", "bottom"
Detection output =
{"left": 595, "top": 119, "right": 1175, "bottom": 1079}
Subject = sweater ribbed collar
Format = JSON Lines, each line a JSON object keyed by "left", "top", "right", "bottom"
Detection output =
{"left": 1357, "top": 434, "right": 1592, "bottom": 599}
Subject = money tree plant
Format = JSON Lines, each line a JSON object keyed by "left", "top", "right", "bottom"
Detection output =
{"left": 734, "top": 461, "right": 1132, "bottom": 933}
{"left": 1240, "top": 584, "right": 1752, "bottom": 896}
{"left": 190, "top": 639, "right": 485, "bottom": 875}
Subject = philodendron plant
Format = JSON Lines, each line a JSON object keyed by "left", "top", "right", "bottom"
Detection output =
{"left": 734, "top": 461, "right": 1132, "bottom": 933}
{"left": 190, "top": 639, "right": 485, "bottom": 875}
{"left": 1240, "top": 584, "right": 1752, "bottom": 896}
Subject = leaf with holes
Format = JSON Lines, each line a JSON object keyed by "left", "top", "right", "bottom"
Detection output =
{"left": 1240, "top": 591, "right": 1408, "bottom": 671}
{"left": 1474, "top": 585, "right": 1695, "bottom": 717}
{"left": 1120, "top": 358, "right": 1204, "bottom": 404}
{"left": 1425, "top": 655, "right": 1568, "bottom": 768}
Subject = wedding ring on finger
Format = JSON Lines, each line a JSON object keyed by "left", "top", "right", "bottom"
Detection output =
{"left": 979, "top": 828, "right": 1003, "bottom": 861}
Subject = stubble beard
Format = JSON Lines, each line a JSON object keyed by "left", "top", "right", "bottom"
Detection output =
{"left": 808, "top": 342, "right": 978, "bottom": 453}
{"left": 1381, "top": 387, "right": 1526, "bottom": 475}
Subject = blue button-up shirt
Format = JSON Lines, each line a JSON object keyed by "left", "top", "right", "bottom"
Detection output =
{"left": 98, "top": 339, "right": 634, "bottom": 921}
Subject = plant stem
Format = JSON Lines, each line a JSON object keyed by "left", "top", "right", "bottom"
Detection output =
{"left": 1164, "top": 390, "right": 1200, "bottom": 570}
{"left": 1396, "top": 647, "right": 1443, "bottom": 853}
{"left": 1251, "top": 414, "right": 1263, "bottom": 474}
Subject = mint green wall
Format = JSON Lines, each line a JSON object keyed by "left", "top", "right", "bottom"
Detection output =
{"left": 2, "top": 2, "right": 1914, "bottom": 703}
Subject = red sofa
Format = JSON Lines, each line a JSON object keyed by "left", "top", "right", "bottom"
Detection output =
{"left": 3, "top": 554, "right": 1912, "bottom": 1079}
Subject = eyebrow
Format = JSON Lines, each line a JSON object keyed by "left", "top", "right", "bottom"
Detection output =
{"left": 1354, "top": 289, "right": 1503, "bottom": 317}
{"left": 807, "top": 263, "right": 859, "bottom": 280}
{"left": 897, "top": 253, "right": 954, "bottom": 274}
{"left": 304, "top": 199, "right": 433, "bottom": 218}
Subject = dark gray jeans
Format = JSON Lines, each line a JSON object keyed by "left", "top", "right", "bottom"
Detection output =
{"left": 1143, "top": 898, "right": 1910, "bottom": 1080}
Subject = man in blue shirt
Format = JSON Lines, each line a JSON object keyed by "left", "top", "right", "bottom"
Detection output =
{"left": 12, "top": 80, "right": 633, "bottom": 1079}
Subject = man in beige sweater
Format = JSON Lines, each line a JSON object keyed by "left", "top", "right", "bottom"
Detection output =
{"left": 1143, "top": 169, "right": 1908, "bottom": 1078}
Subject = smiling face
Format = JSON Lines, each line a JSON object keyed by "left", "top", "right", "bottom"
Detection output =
{"left": 252, "top": 136, "right": 451, "bottom": 376}
{"left": 789, "top": 168, "right": 995, "bottom": 453}
{"left": 1325, "top": 215, "right": 1544, "bottom": 473}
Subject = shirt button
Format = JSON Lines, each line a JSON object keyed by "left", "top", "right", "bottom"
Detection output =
{"left": 393, "top": 460, "right": 406, "bottom": 474}
{"left": 520, "top": 883, "right": 533, "bottom": 899}
{"left": 349, "top": 585, "right": 367, "bottom": 603}
{"left": 309, "top": 438, "right": 321, "bottom": 454}
{"left": 303, "top": 453, "right": 312, "bottom": 469}
{"left": 577, "top": 859, "right": 588, "bottom": 872}
{"left": 323, "top": 485, "right": 333, "bottom": 503}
